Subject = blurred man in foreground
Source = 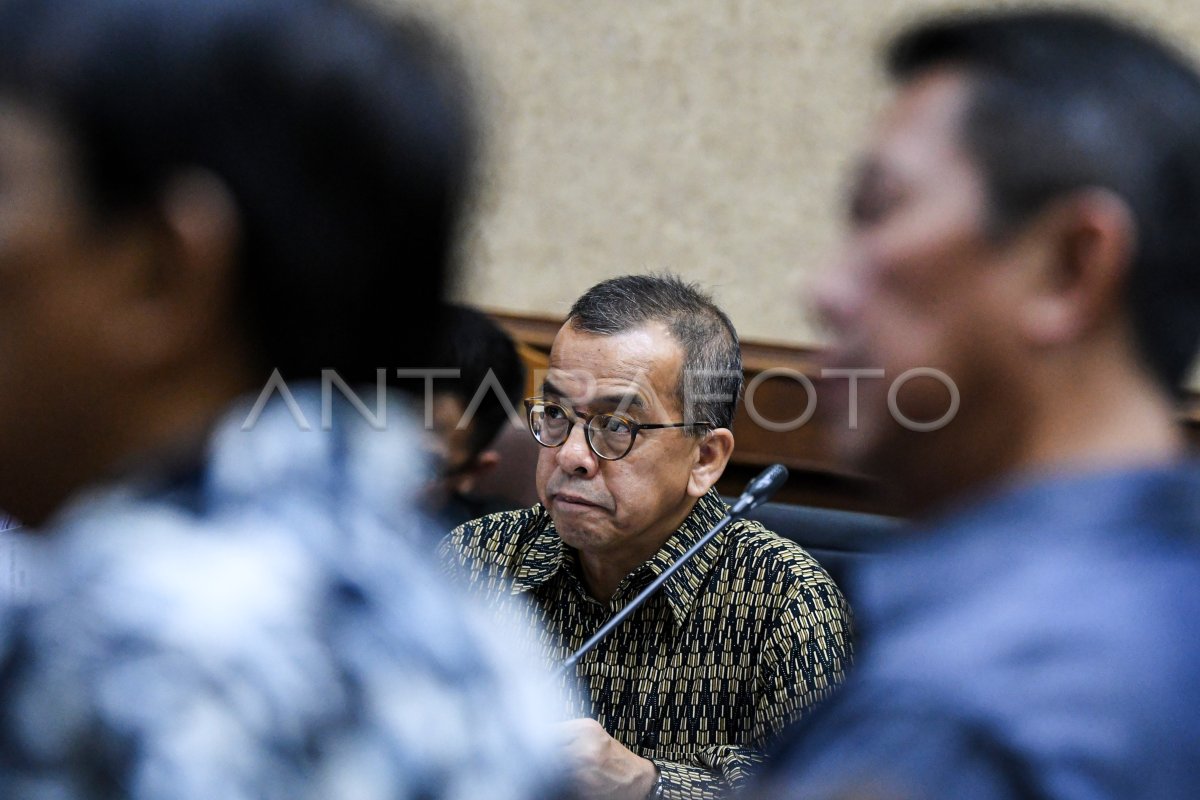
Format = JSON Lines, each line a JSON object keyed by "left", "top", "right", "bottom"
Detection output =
{"left": 759, "top": 9, "right": 1200, "bottom": 799}
{"left": 0, "top": 0, "right": 559, "bottom": 797}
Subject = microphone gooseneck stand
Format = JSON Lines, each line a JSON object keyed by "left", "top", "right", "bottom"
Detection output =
{"left": 556, "top": 464, "right": 789, "bottom": 679}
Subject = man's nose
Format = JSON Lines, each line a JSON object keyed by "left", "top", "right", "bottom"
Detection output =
{"left": 811, "top": 254, "right": 859, "bottom": 342}
{"left": 555, "top": 422, "right": 599, "bottom": 476}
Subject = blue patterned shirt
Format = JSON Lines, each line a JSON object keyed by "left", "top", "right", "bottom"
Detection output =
{"left": 0, "top": 388, "right": 562, "bottom": 800}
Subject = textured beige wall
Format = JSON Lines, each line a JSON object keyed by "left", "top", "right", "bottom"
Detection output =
{"left": 403, "top": 0, "right": 1200, "bottom": 356}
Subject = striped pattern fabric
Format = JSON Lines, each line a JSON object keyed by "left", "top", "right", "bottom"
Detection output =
{"left": 440, "top": 489, "right": 853, "bottom": 799}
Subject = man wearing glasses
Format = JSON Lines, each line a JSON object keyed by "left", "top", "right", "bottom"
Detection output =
{"left": 440, "top": 274, "right": 852, "bottom": 800}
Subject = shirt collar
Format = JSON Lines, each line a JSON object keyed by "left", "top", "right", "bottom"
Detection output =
{"left": 510, "top": 505, "right": 570, "bottom": 595}
{"left": 510, "top": 490, "right": 731, "bottom": 627}
{"left": 639, "top": 489, "right": 730, "bottom": 626}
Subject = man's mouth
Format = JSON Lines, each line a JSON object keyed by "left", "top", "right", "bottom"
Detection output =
{"left": 552, "top": 491, "right": 606, "bottom": 510}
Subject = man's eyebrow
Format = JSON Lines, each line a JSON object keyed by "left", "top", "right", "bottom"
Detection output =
{"left": 539, "top": 380, "right": 646, "bottom": 412}
{"left": 595, "top": 391, "right": 646, "bottom": 414}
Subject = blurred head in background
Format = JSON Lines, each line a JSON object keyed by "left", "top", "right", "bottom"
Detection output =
{"left": 416, "top": 303, "right": 526, "bottom": 520}
{"left": 0, "top": 0, "right": 474, "bottom": 525}
{"left": 815, "top": 9, "right": 1200, "bottom": 514}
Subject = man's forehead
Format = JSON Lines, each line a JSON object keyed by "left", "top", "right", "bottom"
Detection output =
{"left": 543, "top": 322, "right": 681, "bottom": 407}
{"left": 542, "top": 368, "right": 653, "bottom": 406}
{"left": 868, "top": 70, "right": 975, "bottom": 178}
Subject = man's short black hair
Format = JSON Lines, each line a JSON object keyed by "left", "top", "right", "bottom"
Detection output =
{"left": 887, "top": 8, "right": 1200, "bottom": 391}
{"left": 567, "top": 274, "right": 743, "bottom": 431}
{"left": 0, "top": 0, "right": 475, "bottom": 384}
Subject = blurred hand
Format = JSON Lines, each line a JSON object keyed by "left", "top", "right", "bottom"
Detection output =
{"left": 557, "top": 718, "right": 658, "bottom": 800}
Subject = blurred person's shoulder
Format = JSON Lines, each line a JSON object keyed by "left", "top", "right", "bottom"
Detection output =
{"left": 849, "top": 461, "right": 1200, "bottom": 721}
{"left": 758, "top": 464, "right": 1200, "bottom": 799}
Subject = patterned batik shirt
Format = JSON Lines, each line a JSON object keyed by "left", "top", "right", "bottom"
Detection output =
{"left": 0, "top": 389, "right": 564, "bottom": 800}
{"left": 439, "top": 489, "right": 853, "bottom": 799}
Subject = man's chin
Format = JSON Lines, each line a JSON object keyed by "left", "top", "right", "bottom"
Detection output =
{"left": 826, "top": 416, "right": 881, "bottom": 469}
{"left": 827, "top": 419, "right": 914, "bottom": 495}
{"left": 553, "top": 522, "right": 600, "bottom": 551}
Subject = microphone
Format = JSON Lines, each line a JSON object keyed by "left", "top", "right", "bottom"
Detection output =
{"left": 729, "top": 463, "right": 788, "bottom": 515}
{"left": 556, "top": 464, "right": 790, "bottom": 678}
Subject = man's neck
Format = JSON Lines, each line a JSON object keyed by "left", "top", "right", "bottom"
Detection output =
{"left": 17, "top": 357, "right": 257, "bottom": 529}
{"left": 890, "top": 345, "right": 1187, "bottom": 520}
{"left": 1020, "top": 361, "right": 1185, "bottom": 477}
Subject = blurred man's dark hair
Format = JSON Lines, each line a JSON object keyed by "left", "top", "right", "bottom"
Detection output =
{"left": 0, "top": 0, "right": 474, "bottom": 385}
{"left": 887, "top": 9, "right": 1200, "bottom": 391}
{"left": 0, "top": 0, "right": 477, "bottom": 526}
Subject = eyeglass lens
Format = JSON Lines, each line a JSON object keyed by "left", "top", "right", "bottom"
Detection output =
{"left": 528, "top": 401, "right": 633, "bottom": 460}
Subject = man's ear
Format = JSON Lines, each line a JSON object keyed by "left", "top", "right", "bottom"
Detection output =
{"left": 1017, "top": 188, "right": 1136, "bottom": 347}
{"left": 686, "top": 427, "right": 735, "bottom": 499}
{"left": 97, "top": 170, "right": 241, "bottom": 370}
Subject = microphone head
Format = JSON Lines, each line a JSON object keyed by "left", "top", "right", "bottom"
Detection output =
{"left": 731, "top": 463, "right": 789, "bottom": 515}
{"left": 750, "top": 463, "right": 788, "bottom": 498}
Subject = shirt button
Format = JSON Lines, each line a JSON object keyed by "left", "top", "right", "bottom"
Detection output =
{"left": 640, "top": 731, "right": 659, "bottom": 749}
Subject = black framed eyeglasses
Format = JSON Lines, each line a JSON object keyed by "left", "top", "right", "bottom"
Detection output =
{"left": 524, "top": 397, "right": 712, "bottom": 461}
